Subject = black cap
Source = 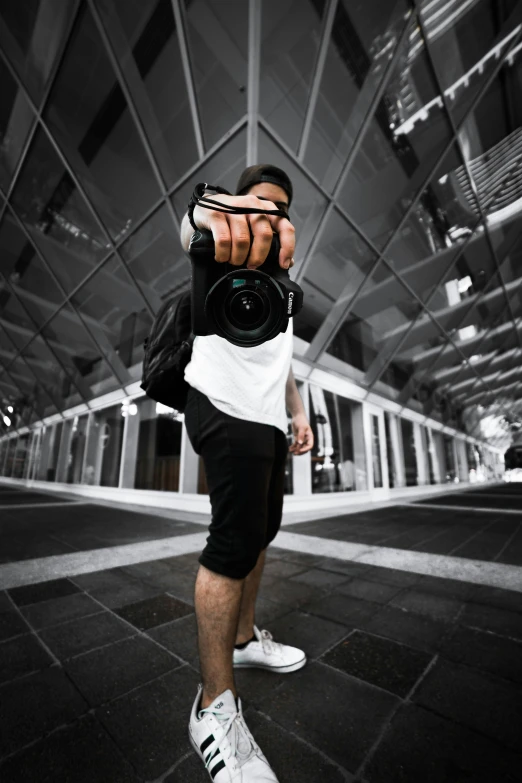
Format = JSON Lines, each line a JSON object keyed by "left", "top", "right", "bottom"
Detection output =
{"left": 236, "top": 164, "right": 293, "bottom": 207}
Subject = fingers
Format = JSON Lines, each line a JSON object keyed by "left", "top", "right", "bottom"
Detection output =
{"left": 246, "top": 215, "right": 274, "bottom": 269}
{"left": 289, "top": 426, "right": 314, "bottom": 455}
{"left": 271, "top": 217, "right": 295, "bottom": 269}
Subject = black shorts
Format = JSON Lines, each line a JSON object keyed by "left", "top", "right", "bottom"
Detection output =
{"left": 184, "top": 386, "right": 289, "bottom": 579}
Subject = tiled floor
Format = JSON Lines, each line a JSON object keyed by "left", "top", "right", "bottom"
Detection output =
{"left": 0, "top": 484, "right": 521, "bottom": 781}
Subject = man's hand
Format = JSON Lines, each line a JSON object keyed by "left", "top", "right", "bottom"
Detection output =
{"left": 289, "top": 413, "right": 314, "bottom": 456}
{"left": 182, "top": 193, "right": 295, "bottom": 271}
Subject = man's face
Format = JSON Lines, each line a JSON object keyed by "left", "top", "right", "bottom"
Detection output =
{"left": 246, "top": 182, "right": 289, "bottom": 215}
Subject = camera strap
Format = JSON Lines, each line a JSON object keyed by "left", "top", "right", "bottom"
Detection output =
{"left": 187, "top": 182, "right": 289, "bottom": 231}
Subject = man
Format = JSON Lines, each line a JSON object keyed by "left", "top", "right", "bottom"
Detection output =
{"left": 180, "top": 164, "right": 314, "bottom": 782}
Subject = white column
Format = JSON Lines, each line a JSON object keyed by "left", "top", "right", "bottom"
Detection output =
{"left": 119, "top": 410, "right": 140, "bottom": 489}
{"left": 414, "top": 423, "right": 428, "bottom": 485}
{"left": 180, "top": 422, "right": 200, "bottom": 494}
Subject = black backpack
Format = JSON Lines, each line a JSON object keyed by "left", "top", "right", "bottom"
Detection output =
{"left": 140, "top": 290, "right": 194, "bottom": 412}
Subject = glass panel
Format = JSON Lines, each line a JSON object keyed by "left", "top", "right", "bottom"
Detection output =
{"left": 421, "top": 0, "right": 521, "bottom": 128}
{"left": 0, "top": 211, "right": 65, "bottom": 328}
{"left": 83, "top": 404, "right": 125, "bottom": 486}
{"left": 171, "top": 128, "right": 247, "bottom": 221}
{"left": 400, "top": 418, "right": 417, "bottom": 486}
{"left": 71, "top": 257, "right": 153, "bottom": 376}
{"left": 304, "top": 0, "right": 411, "bottom": 191}
{"left": 40, "top": 303, "right": 122, "bottom": 399}
{"left": 0, "top": 0, "right": 75, "bottom": 102}
{"left": 12, "top": 432, "right": 30, "bottom": 478}
{"left": 121, "top": 204, "right": 189, "bottom": 310}
{"left": 7, "top": 354, "right": 55, "bottom": 419}
{"left": 47, "top": 421, "right": 63, "bottom": 481}
{"left": 298, "top": 210, "right": 378, "bottom": 345}
{"left": 66, "top": 415, "right": 89, "bottom": 483}
{"left": 10, "top": 127, "right": 109, "bottom": 292}
{"left": 3, "top": 437, "right": 17, "bottom": 476}
{"left": 443, "top": 435, "right": 457, "bottom": 482}
{"left": 184, "top": 0, "right": 248, "bottom": 149}
{"left": 44, "top": 4, "right": 162, "bottom": 241}
{"left": 134, "top": 397, "right": 182, "bottom": 491}
{"left": 97, "top": 0, "right": 199, "bottom": 186}
{"left": 309, "top": 385, "right": 366, "bottom": 492}
{"left": 0, "top": 288, "right": 36, "bottom": 352}
{"left": 370, "top": 414, "right": 383, "bottom": 488}
{"left": 384, "top": 412, "right": 397, "bottom": 488}
{"left": 260, "top": 0, "right": 327, "bottom": 151}
{"left": 0, "top": 325, "right": 20, "bottom": 365}
{"left": 0, "top": 57, "right": 34, "bottom": 191}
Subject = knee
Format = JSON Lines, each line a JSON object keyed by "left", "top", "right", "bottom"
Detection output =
{"left": 200, "top": 529, "right": 265, "bottom": 580}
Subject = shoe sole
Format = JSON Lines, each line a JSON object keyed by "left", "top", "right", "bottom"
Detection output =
{"left": 233, "top": 655, "right": 307, "bottom": 673}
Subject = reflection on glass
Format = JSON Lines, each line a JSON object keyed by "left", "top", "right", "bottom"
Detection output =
{"left": 3, "top": 437, "right": 17, "bottom": 476}
{"left": 336, "top": 13, "right": 453, "bottom": 249}
{"left": 443, "top": 434, "right": 457, "bottom": 482}
{"left": 260, "top": 0, "right": 326, "bottom": 151}
{"left": 304, "top": 0, "right": 411, "bottom": 191}
{"left": 0, "top": 57, "right": 34, "bottom": 190}
{"left": 22, "top": 335, "right": 84, "bottom": 412}
{"left": 71, "top": 257, "right": 153, "bottom": 376}
{"left": 184, "top": 0, "right": 248, "bottom": 149}
{"left": 12, "top": 432, "right": 29, "bottom": 478}
{"left": 400, "top": 417, "right": 417, "bottom": 486}
{"left": 0, "top": 1, "right": 75, "bottom": 101}
{"left": 47, "top": 421, "right": 64, "bottom": 481}
{"left": 66, "top": 415, "right": 89, "bottom": 484}
{"left": 134, "top": 398, "right": 182, "bottom": 491}
{"left": 44, "top": 4, "right": 161, "bottom": 241}
{"left": 425, "top": 427, "right": 437, "bottom": 484}
{"left": 83, "top": 405, "right": 125, "bottom": 487}
{"left": 10, "top": 127, "right": 109, "bottom": 291}
{"left": 384, "top": 413, "right": 398, "bottom": 488}
{"left": 370, "top": 414, "right": 383, "bottom": 488}
{"left": 0, "top": 287, "right": 37, "bottom": 352}
{"left": 97, "top": 0, "right": 199, "bottom": 186}
{"left": 0, "top": 212, "right": 65, "bottom": 328}
{"left": 309, "top": 385, "right": 365, "bottom": 492}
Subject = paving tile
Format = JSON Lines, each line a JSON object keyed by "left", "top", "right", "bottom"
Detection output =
{"left": 413, "top": 658, "right": 522, "bottom": 752}
{"left": 470, "top": 584, "right": 522, "bottom": 615}
{"left": 244, "top": 708, "right": 354, "bottom": 782}
{"left": 336, "top": 578, "right": 403, "bottom": 605}
{"left": 253, "top": 598, "right": 293, "bottom": 628}
{"left": 97, "top": 666, "right": 200, "bottom": 779}
{"left": 365, "top": 702, "right": 521, "bottom": 783}
{"left": 19, "top": 593, "right": 102, "bottom": 630}
{"left": 71, "top": 569, "right": 143, "bottom": 592}
{"left": 360, "top": 567, "right": 422, "bottom": 588}
{"left": 89, "top": 579, "right": 162, "bottom": 609}
{"left": 277, "top": 550, "right": 325, "bottom": 568}
{"left": 257, "top": 661, "right": 399, "bottom": 772}
{"left": 38, "top": 611, "right": 135, "bottom": 660}
{"left": 259, "top": 609, "right": 350, "bottom": 659}
{"left": 258, "top": 577, "right": 320, "bottom": 607}
{"left": 0, "top": 592, "right": 11, "bottom": 612}
{"left": 302, "top": 593, "right": 380, "bottom": 629}
{"left": 0, "top": 666, "right": 88, "bottom": 758}
{"left": 321, "top": 630, "right": 433, "bottom": 697}
{"left": 314, "top": 558, "right": 373, "bottom": 578}
{"left": 290, "top": 568, "right": 350, "bottom": 590}
{"left": 262, "top": 560, "right": 309, "bottom": 579}
{"left": 0, "top": 610, "right": 29, "bottom": 641}
{"left": 64, "top": 635, "right": 182, "bottom": 706}
{"left": 0, "top": 715, "right": 139, "bottom": 783}
{"left": 414, "top": 574, "right": 477, "bottom": 602}
{"left": 364, "top": 605, "right": 451, "bottom": 654}
{"left": 114, "top": 594, "right": 194, "bottom": 630}
{"left": 440, "top": 625, "right": 522, "bottom": 684}
{"left": 0, "top": 633, "right": 53, "bottom": 684}
{"left": 8, "top": 578, "right": 81, "bottom": 607}
{"left": 147, "top": 613, "right": 199, "bottom": 667}
{"left": 389, "top": 590, "right": 462, "bottom": 621}
{"left": 459, "top": 601, "right": 522, "bottom": 640}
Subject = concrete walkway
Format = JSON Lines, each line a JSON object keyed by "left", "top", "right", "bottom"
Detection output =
{"left": 0, "top": 484, "right": 521, "bottom": 781}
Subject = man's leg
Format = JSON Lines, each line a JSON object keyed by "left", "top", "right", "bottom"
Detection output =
{"left": 235, "top": 547, "right": 267, "bottom": 645}
{"left": 195, "top": 564, "right": 245, "bottom": 710}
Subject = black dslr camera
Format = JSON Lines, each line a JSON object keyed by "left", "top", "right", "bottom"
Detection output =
{"left": 188, "top": 228, "right": 304, "bottom": 347}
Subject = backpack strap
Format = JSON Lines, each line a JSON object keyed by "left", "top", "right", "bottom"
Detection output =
{"left": 187, "top": 182, "right": 289, "bottom": 231}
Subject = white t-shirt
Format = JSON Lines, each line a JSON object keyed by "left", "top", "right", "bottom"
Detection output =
{"left": 184, "top": 320, "right": 293, "bottom": 434}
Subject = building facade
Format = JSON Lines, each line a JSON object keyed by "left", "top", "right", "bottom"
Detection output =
{"left": 0, "top": 0, "right": 518, "bottom": 511}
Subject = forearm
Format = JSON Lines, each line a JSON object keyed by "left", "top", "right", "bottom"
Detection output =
{"left": 286, "top": 367, "right": 306, "bottom": 418}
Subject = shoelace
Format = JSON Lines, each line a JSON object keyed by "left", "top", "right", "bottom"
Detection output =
{"left": 259, "top": 628, "right": 282, "bottom": 656}
{"left": 199, "top": 704, "right": 255, "bottom": 770}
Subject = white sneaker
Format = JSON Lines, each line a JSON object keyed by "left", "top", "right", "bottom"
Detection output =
{"left": 189, "top": 685, "right": 279, "bottom": 781}
{"left": 233, "top": 625, "right": 307, "bottom": 673}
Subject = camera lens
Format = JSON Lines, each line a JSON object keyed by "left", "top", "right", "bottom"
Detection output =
{"left": 229, "top": 290, "right": 266, "bottom": 329}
